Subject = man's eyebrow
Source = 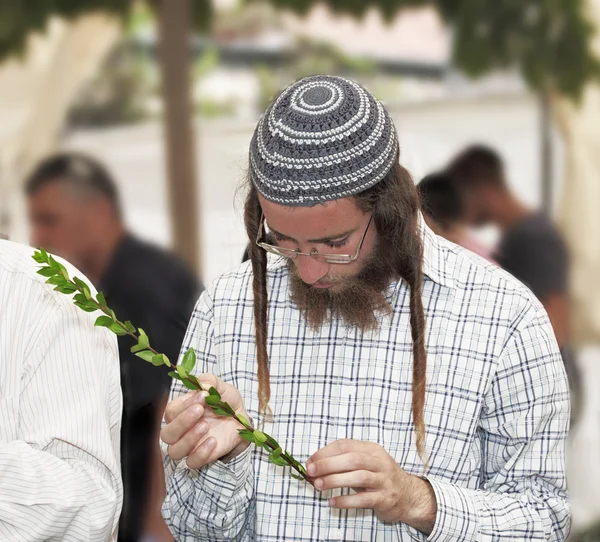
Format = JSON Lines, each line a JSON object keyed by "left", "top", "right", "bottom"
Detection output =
{"left": 269, "top": 225, "right": 356, "bottom": 244}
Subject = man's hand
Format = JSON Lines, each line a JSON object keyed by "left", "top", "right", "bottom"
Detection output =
{"left": 161, "top": 374, "right": 250, "bottom": 469}
{"left": 307, "top": 439, "right": 437, "bottom": 535}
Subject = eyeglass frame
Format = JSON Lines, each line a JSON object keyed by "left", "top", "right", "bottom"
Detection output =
{"left": 256, "top": 212, "right": 373, "bottom": 264}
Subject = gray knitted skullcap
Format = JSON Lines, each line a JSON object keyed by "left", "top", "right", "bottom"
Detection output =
{"left": 249, "top": 75, "right": 398, "bottom": 206}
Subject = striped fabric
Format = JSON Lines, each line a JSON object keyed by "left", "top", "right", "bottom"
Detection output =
{"left": 0, "top": 240, "right": 123, "bottom": 541}
{"left": 162, "top": 223, "right": 571, "bottom": 541}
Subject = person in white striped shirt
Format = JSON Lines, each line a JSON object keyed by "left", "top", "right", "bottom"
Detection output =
{"left": 161, "top": 76, "right": 570, "bottom": 541}
{"left": 0, "top": 239, "right": 123, "bottom": 541}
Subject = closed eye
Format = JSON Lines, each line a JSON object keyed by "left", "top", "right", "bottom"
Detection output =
{"left": 324, "top": 237, "right": 349, "bottom": 249}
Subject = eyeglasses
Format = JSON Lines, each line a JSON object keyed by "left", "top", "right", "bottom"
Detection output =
{"left": 256, "top": 213, "right": 373, "bottom": 264}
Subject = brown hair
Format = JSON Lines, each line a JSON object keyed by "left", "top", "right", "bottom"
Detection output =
{"left": 243, "top": 157, "right": 428, "bottom": 463}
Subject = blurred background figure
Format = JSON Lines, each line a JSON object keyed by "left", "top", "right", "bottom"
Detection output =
{"left": 26, "top": 152, "right": 201, "bottom": 542}
{"left": 417, "top": 172, "right": 494, "bottom": 262}
{"left": 447, "top": 146, "right": 569, "bottom": 345}
{"left": 447, "top": 145, "right": 581, "bottom": 422}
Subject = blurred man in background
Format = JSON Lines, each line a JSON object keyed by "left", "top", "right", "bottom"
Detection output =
{"left": 447, "top": 145, "right": 580, "bottom": 421}
{"left": 417, "top": 171, "right": 494, "bottom": 262}
{"left": 26, "top": 152, "right": 202, "bottom": 542}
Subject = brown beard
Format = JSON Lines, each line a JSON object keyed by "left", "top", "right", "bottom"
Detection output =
{"left": 288, "top": 243, "right": 398, "bottom": 332}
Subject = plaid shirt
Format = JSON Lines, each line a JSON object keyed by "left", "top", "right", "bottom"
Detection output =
{"left": 162, "top": 223, "right": 570, "bottom": 541}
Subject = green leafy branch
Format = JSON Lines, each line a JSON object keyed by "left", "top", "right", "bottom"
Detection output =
{"left": 32, "top": 248, "right": 309, "bottom": 483}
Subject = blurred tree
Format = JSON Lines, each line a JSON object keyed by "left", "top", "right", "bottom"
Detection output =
{"left": 264, "top": 0, "right": 600, "bottom": 100}
{"left": 0, "top": 0, "right": 211, "bottom": 276}
{"left": 1, "top": 0, "right": 598, "bottom": 272}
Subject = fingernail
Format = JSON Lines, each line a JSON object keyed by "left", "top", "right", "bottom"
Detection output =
{"left": 200, "top": 391, "right": 210, "bottom": 398}
{"left": 204, "top": 437, "right": 216, "bottom": 450}
{"left": 314, "top": 478, "right": 323, "bottom": 490}
{"left": 195, "top": 422, "right": 208, "bottom": 434}
{"left": 328, "top": 498, "right": 336, "bottom": 507}
{"left": 191, "top": 404, "right": 203, "bottom": 416}
{"left": 199, "top": 381, "right": 212, "bottom": 389}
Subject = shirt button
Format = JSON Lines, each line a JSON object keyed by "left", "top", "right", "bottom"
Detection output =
{"left": 332, "top": 528, "right": 343, "bottom": 540}
{"left": 346, "top": 385, "right": 356, "bottom": 395}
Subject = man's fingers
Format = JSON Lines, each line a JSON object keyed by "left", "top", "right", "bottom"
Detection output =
{"left": 186, "top": 436, "right": 218, "bottom": 469}
{"left": 307, "top": 452, "right": 383, "bottom": 478}
{"left": 164, "top": 390, "right": 203, "bottom": 423}
{"left": 314, "top": 470, "right": 380, "bottom": 492}
{"left": 308, "top": 439, "right": 384, "bottom": 465}
{"left": 166, "top": 422, "right": 209, "bottom": 461}
{"left": 161, "top": 403, "right": 205, "bottom": 445}
{"left": 329, "top": 491, "right": 381, "bottom": 510}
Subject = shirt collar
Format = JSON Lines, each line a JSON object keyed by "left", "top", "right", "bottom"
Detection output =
{"left": 418, "top": 213, "right": 454, "bottom": 289}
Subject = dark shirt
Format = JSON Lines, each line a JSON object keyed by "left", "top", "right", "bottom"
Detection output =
{"left": 495, "top": 212, "right": 568, "bottom": 300}
{"left": 99, "top": 234, "right": 202, "bottom": 541}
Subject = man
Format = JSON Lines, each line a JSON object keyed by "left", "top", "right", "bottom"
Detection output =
{"left": 447, "top": 145, "right": 580, "bottom": 420}
{"left": 447, "top": 145, "right": 570, "bottom": 346}
{"left": 26, "top": 153, "right": 202, "bottom": 542}
{"left": 160, "top": 76, "right": 570, "bottom": 540}
{"left": 0, "top": 239, "right": 122, "bottom": 540}
{"left": 417, "top": 172, "right": 494, "bottom": 262}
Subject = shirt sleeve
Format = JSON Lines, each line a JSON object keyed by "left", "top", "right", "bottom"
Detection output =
{"left": 0, "top": 279, "right": 123, "bottom": 541}
{"left": 162, "top": 288, "right": 256, "bottom": 541}
{"left": 424, "top": 304, "right": 571, "bottom": 541}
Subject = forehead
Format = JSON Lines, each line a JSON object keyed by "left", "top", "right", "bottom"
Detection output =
{"left": 29, "top": 181, "right": 84, "bottom": 210}
{"left": 258, "top": 194, "right": 364, "bottom": 238}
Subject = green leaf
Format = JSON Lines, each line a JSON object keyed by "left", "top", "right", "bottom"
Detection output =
{"left": 130, "top": 343, "right": 145, "bottom": 353}
{"left": 204, "top": 394, "right": 221, "bottom": 406}
{"left": 269, "top": 446, "right": 282, "bottom": 460}
{"left": 208, "top": 386, "right": 221, "bottom": 401}
{"left": 55, "top": 284, "right": 77, "bottom": 294}
{"left": 48, "top": 255, "right": 60, "bottom": 270}
{"left": 182, "top": 348, "right": 196, "bottom": 373}
{"left": 74, "top": 293, "right": 87, "bottom": 304}
{"left": 135, "top": 350, "right": 155, "bottom": 363}
{"left": 238, "top": 429, "right": 256, "bottom": 444}
{"left": 290, "top": 472, "right": 304, "bottom": 480}
{"left": 176, "top": 365, "right": 187, "bottom": 379}
{"left": 150, "top": 353, "right": 170, "bottom": 367}
{"left": 211, "top": 406, "right": 230, "bottom": 416}
{"left": 109, "top": 322, "right": 128, "bottom": 336}
{"left": 95, "top": 316, "right": 114, "bottom": 328}
{"left": 266, "top": 436, "right": 281, "bottom": 450}
{"left": 74, "top": 302, "right": 98, "bottom": 313}
{"left": 270, "top": 456, "right": 289, "bottom": 467}
{"left": 60, "top": 269, "right": 70, "bottom": 281}
{"left": 40, "top": 248, "right": 49, "bottom": 260}
{"left": 138, "top": 328, "right": 149, "bottom": 349}
{"left": 168, "top": 371, "right": 183, "bottom": 381}
{"left": 218, "top": 401, "right": 235, "bottom": 415}
{"left": 32, "top": 251, "right": 45, "bottom": 263}
{"left": 253, "top": 430, "right": 267, "bottom": 446}
{"left": 236, "top": 413, "right": 251, "bottom": 427}
{"left": 151, "top": 354, "right": 165, "bottom": 366}
{"left": 46, "top": 275, "right": 66, "bottom": 286}
{"left": 124, "top": 320, "right": 136, "bottom": 333}
{"left": 182, "top": 379, "right": 200, "bottom": 391}
{"left": 37, "top": 267, "right": 57, "bottom": 277}
{"left": 96, "top": 292, "right": 106, "bottom": 306}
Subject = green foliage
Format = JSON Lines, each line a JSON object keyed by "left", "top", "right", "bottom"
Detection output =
{"left": 32, "top": 248, "right": 310, "bottom": 483}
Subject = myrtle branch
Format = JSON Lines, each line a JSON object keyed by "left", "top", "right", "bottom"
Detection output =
{"left": 32, "top": 248, "right": 309, "bottom": 483}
